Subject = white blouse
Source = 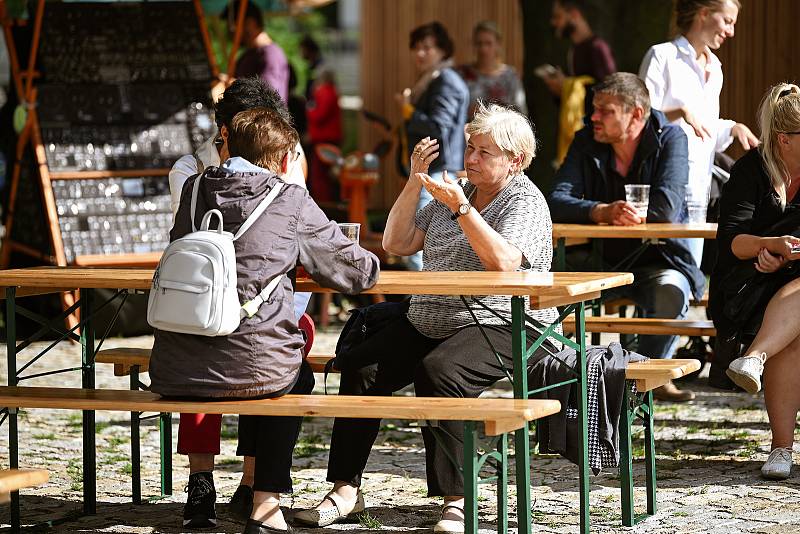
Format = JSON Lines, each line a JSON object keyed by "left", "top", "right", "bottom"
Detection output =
{"left": 639, "top": 35, "right": 735, "bottom": 201}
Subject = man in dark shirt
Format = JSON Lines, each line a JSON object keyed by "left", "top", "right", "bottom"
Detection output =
{"left": 223, "top": 2, "right": 289, "bottom": 102}
{"left": 546, "top": 0, "right": 616, "bottom": 95}
{"left": 548, "top": 73, "right": 702, "bottom": 402}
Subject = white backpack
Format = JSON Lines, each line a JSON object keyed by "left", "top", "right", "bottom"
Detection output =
{"left": 147, "top": 174, "right": 284, "bottom": 336}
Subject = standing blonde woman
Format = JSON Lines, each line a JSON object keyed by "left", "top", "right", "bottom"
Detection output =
{"left": 639, "top": 0, "right": 758, "bottom": 265}
{"left": 711, "top": 84, "right": 800, "bottom": 480}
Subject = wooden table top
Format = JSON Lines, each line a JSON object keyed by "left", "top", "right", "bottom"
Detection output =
{"left": 552, "top": 222, "right": 717, "bottom": 240}
{"left": 0, "top": 267, "right": 633, "bottom": 309}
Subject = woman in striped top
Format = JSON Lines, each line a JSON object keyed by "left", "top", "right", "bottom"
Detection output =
{"left": 295, "top": 103, "right": 557, "bottom": 534}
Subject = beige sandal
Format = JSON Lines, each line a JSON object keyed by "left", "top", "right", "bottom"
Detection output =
{"left": 293, "top": 489, "right": 365, "bottom": 527}
{"left": 433, "top": 503, "right": 465, "bottom": 533}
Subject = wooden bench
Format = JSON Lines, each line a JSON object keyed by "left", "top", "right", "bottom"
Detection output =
{"left": 602, "top": 294, "right": 709, "bottom": 315}
{"left": 0, "top": 469, "right": 49, "bottom": 504}
{"left": 562, "top": 316, "right": 716, "bottom": 337}
{"left": 96, "top": 348, "right": 700, "bottom": 527}
{"left": 0, "top": 385, "right": 558, "bottom": 534}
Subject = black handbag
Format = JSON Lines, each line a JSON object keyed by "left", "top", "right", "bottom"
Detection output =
{"left": 323, "top": 299, "right": 410, "bottom": 392}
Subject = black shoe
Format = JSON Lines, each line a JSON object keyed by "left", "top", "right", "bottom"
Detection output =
{"left": 183, "top": 471, "right": 217, "bottom": 529}
{"left": 243, "top": 518, "right": 294, "bottom": 534}
{"left": 228, "top": 485, "right": 254, "bottom": 522}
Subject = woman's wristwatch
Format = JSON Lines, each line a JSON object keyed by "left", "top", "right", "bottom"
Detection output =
{"left": 451, "top": 202, "right": 472, "bottom": 220}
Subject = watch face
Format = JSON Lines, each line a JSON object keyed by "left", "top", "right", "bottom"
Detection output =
{"left": 459, "top": 203, "right": 470, "bottom": 215}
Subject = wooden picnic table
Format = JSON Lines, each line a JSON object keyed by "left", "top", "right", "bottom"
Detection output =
{"left": 552, "top": 222, "right": 717, "bottom": 272}
{"left": 0, "top": 267, "right": 633, "bottom": 534}
{"left": 552, "top": 222, "right": 718, "bottom": 240}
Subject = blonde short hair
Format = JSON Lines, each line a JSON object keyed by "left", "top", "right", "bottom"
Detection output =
{"left": 465, "top": 101, "right": 537, "bottom": 172}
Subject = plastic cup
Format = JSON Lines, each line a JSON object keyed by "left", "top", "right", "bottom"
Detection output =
{"left": 686, "top": 195, "right": 708, "bottom": 224}
{"left": 337, "top": 222, "right": 361, "bottom": 242}
{"left": 624, "top": 184, "right": 650, "bottom": 219}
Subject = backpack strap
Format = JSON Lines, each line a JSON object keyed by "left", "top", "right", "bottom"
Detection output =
{"left": 189, "top": 171, "right": 204, "bottom": 232}
{"left": 240, "top": 275, "right": 283, "bottom": 319}
{"left": 238, "top": 181, "right": 287, "bottom": 319}
{"left": 233, "top": 181, "right": 284, "bottom": 240}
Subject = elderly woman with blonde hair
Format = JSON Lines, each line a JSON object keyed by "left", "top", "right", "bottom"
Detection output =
{"left": 712, "top": 83, "right": 800, "bottom": 480}
{"left": 295, "top": 102, "right": 558, "bottom": 533}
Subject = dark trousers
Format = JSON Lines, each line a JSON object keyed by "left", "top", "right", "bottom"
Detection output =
{"left": 327, "top": 315, "right": 553, "bottom": 496}
{"left": 237, "top": 361, "right": 315, "bottom": 493}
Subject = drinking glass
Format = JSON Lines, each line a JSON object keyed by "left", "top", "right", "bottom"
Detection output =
{"left": 624, "top": 184, "right": 650, "bottom": 219}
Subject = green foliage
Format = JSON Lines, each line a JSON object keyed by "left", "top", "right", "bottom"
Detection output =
{"left": 357, "top": 511, "right": 382, "bottom": 529}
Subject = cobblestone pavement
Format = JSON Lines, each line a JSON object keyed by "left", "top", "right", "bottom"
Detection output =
{"left": 0, "top": 327, "right": 798, "bottom": 533}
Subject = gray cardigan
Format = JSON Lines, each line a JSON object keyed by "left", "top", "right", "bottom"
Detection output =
{"left": 150, "top": 165, "right": 379, "bottom": 398}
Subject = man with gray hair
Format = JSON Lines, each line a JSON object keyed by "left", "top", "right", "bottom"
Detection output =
{"left": 548, "top": 72, "right": 703, "bottom": 402}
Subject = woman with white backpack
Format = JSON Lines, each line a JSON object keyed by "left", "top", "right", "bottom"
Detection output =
{"left": 166, "top": 78, "right": 315, "bottom": 529}
{"left": 150, "top": 106, "right": 379, "bottom": 534}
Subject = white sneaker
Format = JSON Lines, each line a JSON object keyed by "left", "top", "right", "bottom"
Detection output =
{"left": 762, "top": 447, "right": 793, "bottom": 480}
{"left": 726, "top": 353, "right": 767, "bottom": 393}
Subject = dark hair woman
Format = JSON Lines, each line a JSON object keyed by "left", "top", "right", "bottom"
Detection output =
{"left": 395, "top": 21, "right": 469, "bottom": 271}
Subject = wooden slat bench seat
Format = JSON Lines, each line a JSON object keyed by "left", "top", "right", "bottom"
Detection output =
{"left": 0, "top": 386, "right": 557, "bottom": 437}
{"left": 625, "top": 359, "right": 701, "bottom": 392}
{"left": 563, "top": 316, "right": 716, "bottom": 337}
{"left": 0, "top": 385, "right": 558, "bottom": 534}
{"left": 603, "top": 294, "right": 709, "bottom": 315}
{"left": 96, "top": 348, "right": 700, "bottom": 528}
{"left": 0, "top": 469, "right": 49, "bottom": 504}
{"left": 97, "top": 349, "right": 701, "bottom": 389}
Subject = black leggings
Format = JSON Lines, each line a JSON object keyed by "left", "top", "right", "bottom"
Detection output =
{"left": 326, "top": 315, "right": 553, "bottom": 496}
{"left": 237, "top": 361, "right": 315, "bottom": 493}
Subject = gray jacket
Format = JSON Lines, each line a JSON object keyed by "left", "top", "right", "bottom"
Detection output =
{"left": 150, "top": 165, "right": 379, "bottom": 398}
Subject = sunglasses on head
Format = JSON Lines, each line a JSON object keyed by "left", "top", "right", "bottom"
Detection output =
{"left": 777, "top": 88, "right": 800, "bottom": 135}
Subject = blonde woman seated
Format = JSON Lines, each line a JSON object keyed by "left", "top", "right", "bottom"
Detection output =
{"left": 717, "top": 84, "right": 800, "bottom": 480}
{"left": 294, "top": 102, "right": 558, "bottom": 533}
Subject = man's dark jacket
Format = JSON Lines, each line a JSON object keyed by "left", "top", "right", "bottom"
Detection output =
{"left": 548, "top": 110, "right": 704, "bottom": 300}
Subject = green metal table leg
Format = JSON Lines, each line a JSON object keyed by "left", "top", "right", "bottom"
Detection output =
{"left": 6, "top": 287, "right": 21, "bottom": 532}
{"left": 644, "top": 391, "right": 657, "bottom": 516}
{"left": 619, "top": 384, "right": 635, "bottom": 526}
{"left": 556, "top": 237, "right": 566, "bottom": 272}
{"left": 575, "top": 303, "right": 590, "bottom": 534}
{"left": 511, "top": 296, "right": 532, "bottom": 534}
{"left": 80, "top": 288, "right": 97, "bottom": 516}
{"left": 590, "top": 239, "right": 603, "bottom": 346}
{"left": 497, "top": 432, "right": 508, "bottom": 534}
{"left": 130, "top": 367, "right": 142, "bottom": 505}
{"left": 463, "top": 421, "right": 478, "bottom": 534}
{"left": 160, "top": 412, "right": 173, "bottom": 495}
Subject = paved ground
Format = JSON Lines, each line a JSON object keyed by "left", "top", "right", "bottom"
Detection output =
{"left": 0, "top": 325, "right": 798, "bottom": 533}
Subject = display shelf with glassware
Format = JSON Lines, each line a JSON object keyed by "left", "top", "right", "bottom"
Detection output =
{"left": 0, "top": 0, "right": 220, "bottom": 271}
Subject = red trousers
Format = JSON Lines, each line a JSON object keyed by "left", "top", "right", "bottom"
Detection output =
{"left": 176, "top": 313, "right": 316, "bottom": 454}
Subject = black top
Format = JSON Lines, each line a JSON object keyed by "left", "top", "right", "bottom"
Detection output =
{"left": 713, "top": 148, "right": 800, "bottom": 280}
{"left": 709, "top": 148, "right": 800, "bottom": 339}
